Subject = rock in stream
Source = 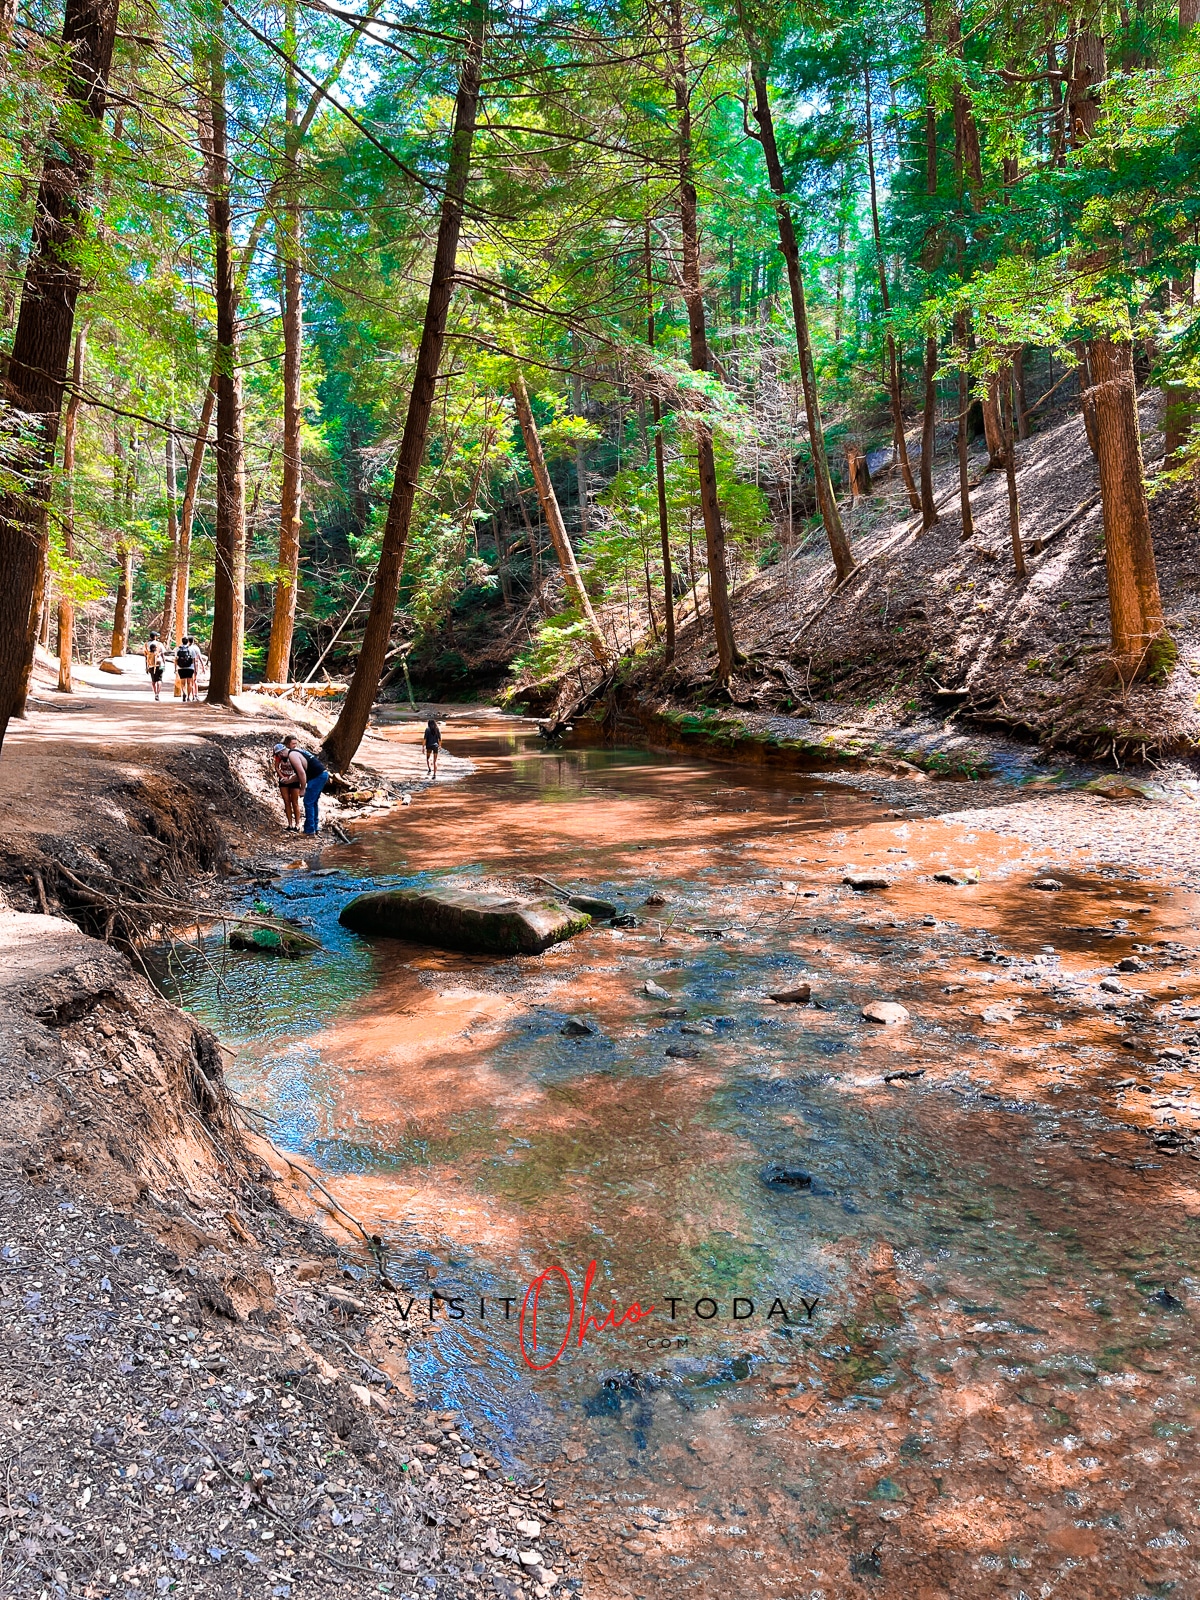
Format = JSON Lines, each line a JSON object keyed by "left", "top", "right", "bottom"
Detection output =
{"left": 338, "top": 885, "right": 591, "bottom": 956}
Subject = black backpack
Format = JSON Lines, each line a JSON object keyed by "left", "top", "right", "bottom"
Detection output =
{"left": 175, "top": 644, "right": 194, "bottom": 669}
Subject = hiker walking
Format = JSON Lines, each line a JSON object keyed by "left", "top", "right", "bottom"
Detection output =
{"left": 284, "top": 735, "right": 329, "bottom": 835}
{"left": 143, "top": 631, "right": 166, "bottom": 701}
{"left": 175, "top": 636, "right": 199, "bottom": 702}
{"left": 423, "top": 717, "right": 442, "bottom": 778}
{"left": 273, "top": 741, "right": 303, "bottom": 831}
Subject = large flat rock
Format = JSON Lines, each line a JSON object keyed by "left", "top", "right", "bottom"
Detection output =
{"left": 338, "top": 885, "right": 590, "bottom": 956}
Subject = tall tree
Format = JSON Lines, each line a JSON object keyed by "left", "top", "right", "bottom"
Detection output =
{"left": 511, "top": 369, "right": 608, "bottom": 664}
{"left": 264, "top": 0, "right": 304, "bottom": 685}
{"left": 645, "top": 223, "right": 675, "bottom": 660}
{"left": 55, "top": 329, "right": 87, "bottom": 692}
{"left": 322, "top": 4, "right": 486, "bottom": 770}
{"left": 742, "top": 35, "right": 854, "bottom": 582}
{"left": 202, "top": 11, "right": 248, "bottom": 705}
{"left": 864, "top": 64, "right": 921, "bottom": 514}
{"left": 0, "top": 0, "right": 120, "bottom": 746}
{"left": 669, "top": 0, "right": 738, "bottom": 681}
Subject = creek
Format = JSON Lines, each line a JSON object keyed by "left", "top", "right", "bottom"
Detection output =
{"left": 162, "top": 712, "right": 1200, "bottom": 1594}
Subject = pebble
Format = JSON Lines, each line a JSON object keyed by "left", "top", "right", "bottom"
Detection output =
{"left": 1031, "top": 877, "right": 1064, "bottom": 891}
{"left": 1099, "top": 977, "right": 1125, "bottom": 994}
{"left": 643, "top": 980, "right": 672, "bottom": 999}
{"left": 560, "top": 1019, "right": 593, "bottom": 1037}
{"left": 679, "top": 1021, "right": 714, "bottom": 1036}
{"left": 862, "top": 1000, "right": 910, "bottom": 1026}
{"left": 844, "top": 874, "right": 891, "bottom": 890}
{"left": 933, "top": 868, "right": 980, "bottom": 885}
{"left": 666, "top": 1043, "right": 700, "bottom": 1059}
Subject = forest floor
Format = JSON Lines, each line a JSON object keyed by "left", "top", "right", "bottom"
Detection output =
{"left": 505, "top": 391, "right": 1200, "bottom": 769}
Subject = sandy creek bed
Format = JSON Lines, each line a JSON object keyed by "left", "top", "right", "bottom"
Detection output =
{"left": 159, "top": 712, "right": 1200, "bottom": 1598}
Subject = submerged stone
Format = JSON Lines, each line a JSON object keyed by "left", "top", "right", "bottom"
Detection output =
{"left": 761, "top": 1164, "right": 813, "bottom": 1190}
{"left": 338, "top": 885, "right": 590, "bottom": 956}
{"left": 568, "top": 893, "right": 618, "bottom": 920}
{"left": 560, "top": 1018, "right": 594, "bottom": 1037}
{"left": 227, "top": 921, "right": 316, "bottom": 953}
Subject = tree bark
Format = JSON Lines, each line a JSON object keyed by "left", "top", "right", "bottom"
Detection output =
{"left": 671, "top": 0, "right": 738, "bottom": 680}
{"left": 265, "top": 0, "right": 304, "bottom": 685}
{"left": 1074, "top": 340, "right": 1100, "bottom": 456}
{"left": 510, "top": 371, "right": 607, "bottom": 663}
{"left": 645, "top": 224, "right": 675, "bottom": 660}
{"left": 747, "top": 58, "right": 854, "bottom": 581}
{"left": 203, "top": 14, "right": 247, "bottom": 705}
{"left": 864, "top": 66, "right": 920, "bottom": 514}
{"left": 1067, "top": 26, "right": 1106, "bottom": 146}
{"left": 982, "top": 376, "right": 1006, "bottom": 467}
{"left": 0, "top": 0, "right": 119, "bottom": 746}
{"left": 160, "top": 413, "right": 178, "bottom": 643}
{"left": 56, "top": 329, "right": 86, "bottom": 692}
{"left": 174, "top": 382, "right": 215, "bottom": 650}
{"left": 1090, "top": 336, "right": 1168, "bottom": 681}
{"left": 321, "top": 4, "right": 486, "bottom": 770}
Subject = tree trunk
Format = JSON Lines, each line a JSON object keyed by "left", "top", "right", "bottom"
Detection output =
{"left": 203, "top": 15, "right": 247, "bottom": 705}
{"left": 321, "top": 4, "right": 486, "bottom": 771}
{"left": 982, "top": 376, "right": 1006, "bottom": 467}
{"left": 1013, "top": 347, "right": 1030, "bottom": 437}
{"left": 864, "top": 66, "right": 920, "bottom": 514}
{"left": 671, "top": 0, "right": 738, "bottom": 680}
{"left": 920, "top": 334, "right": 939, "bottom": 527}
{"left": 645, "top": 223, "right": 675, "bottom": 661}
{"left": 265, "top": 0, "right": 304, "bottom": 685}
{"left": 1090, "top": 336, "right": 1168, "bottom": 681}
{"left": 1164, "top": 277, "right": 1195, "bottom": 468}
{"left": 954, "top": 311, "right": 974, "bottom": 541}
{"left": 999, "top": 364, "right": 1025, "bottom": 578}
{"left": 111, "top": 545, "right": 133, "bottom": 655}
{"left": 160, "top": 414, "right": 178, "bottom": 643}
{"left": 747, "top": 59, "right": 854, "bottom": 581}
{"left": 511, "top": 371, "right": 608, "bottom": 663}
{"left": 571, "top": 363, "right": 589, "bottom": 539}
{"left": 0, "top": 0, "right": 120, "bottom": 747}
{"left": 1067, "top": 26, "right": 1106, "bottom": 146}
{"left": 174, "top": 381, "right": 215, "bottom": 651}
{"left": 56, "top": 328, "right": 86, "bottom": 692}
{"left": 1074, "top": 340, "right": 1100, "bottom": 457}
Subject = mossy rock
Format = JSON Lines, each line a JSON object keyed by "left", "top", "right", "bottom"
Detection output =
{"left": 339, "top": 885, "right": 591, "bottom": 956}
{"left": 228, "top": 921, "right": 317, "bottom": 958}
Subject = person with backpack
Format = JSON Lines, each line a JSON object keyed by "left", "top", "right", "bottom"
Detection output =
{"left": 423, "top": 717, "right": 442, "bottom": 777}
{"left": 284, "top": 735, "right": 329, "bottom": 835}
{"left": 143, "top": 631, "right": 166, "bottom": 701}
{"left": 273, "top": 741, "right": 303, "bottom": 831}
{"left": 175, "top": 637, "right": 198, "bottom": 702}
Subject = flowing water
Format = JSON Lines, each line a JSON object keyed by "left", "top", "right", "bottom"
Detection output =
{"left": 164, "top": 714, "right": 1200, "bottom": 1597}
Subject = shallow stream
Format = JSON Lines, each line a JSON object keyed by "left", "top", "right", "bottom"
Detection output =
{"left": 163, "top": 714, "right": 1200, "bottom": 1596}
